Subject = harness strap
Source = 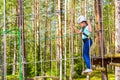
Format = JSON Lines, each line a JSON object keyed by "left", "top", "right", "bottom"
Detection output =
{"left": 83, "top": 33, "right": 89, "bottom": 37}
{"left": 81, "top": 27, "right": 89, "bottom": 38}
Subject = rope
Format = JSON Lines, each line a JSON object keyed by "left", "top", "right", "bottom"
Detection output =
{"left": 0, "top": 0, "right": 116, "bottom": 79}
{"left": 0, "top": 56, "right": 83, "bottom": 66}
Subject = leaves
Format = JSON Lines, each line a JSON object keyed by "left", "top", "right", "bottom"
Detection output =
{"left": 0, "top": 0, "right": 116, "bottom": 79}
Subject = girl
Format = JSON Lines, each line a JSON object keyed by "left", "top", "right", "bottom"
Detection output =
{"left": 72, "top": 16, "right": 93, "bottom": 73}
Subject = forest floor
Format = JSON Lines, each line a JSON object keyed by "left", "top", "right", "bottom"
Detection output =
{"left": 75, "top": 71, "right": 115, "bottom": 80}
{"left": 4, "top": 70, "right": 115, "bottom": 80}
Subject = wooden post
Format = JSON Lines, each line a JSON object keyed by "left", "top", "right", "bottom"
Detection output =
{"left": 86, "top": 75, "right": 90, "bottom": 80}
{"left": 115, "top": 0, "right": 120, "bottom": 80}
{"left": 94, "top": 0, "right": 108, "bottom": 80}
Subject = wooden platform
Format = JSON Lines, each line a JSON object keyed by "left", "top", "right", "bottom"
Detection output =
{"left": 91, "top": 55, "right": 120, "bottom": 66}
{"left": 92, "top": 66, "right": 105, "bottom": 71}
{"left": 110, "top": 62, "right": 120, "bottom": 67}
{"left": 105, "top": 53, "right": 120, "bottom": 58}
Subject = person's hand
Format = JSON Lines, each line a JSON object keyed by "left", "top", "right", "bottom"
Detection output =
{"left": 71, "top": 25, "right": 76, "bottom": 33}
{"left": 87, "top": 20, "right": 92, "bottom": 32}
{"left": 71, "top": 25, "right": 75, "bottom": 29}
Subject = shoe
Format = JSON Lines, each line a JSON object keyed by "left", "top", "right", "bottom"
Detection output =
{"left": 83, "top": 69, "right": 93, "bottom": 73}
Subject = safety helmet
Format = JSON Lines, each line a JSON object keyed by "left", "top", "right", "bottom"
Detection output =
{"left": 77, "top": 16, "right": 87, "bottom": 24}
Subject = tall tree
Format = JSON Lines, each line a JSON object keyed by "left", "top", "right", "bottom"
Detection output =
{"left": 64, "top": 0, "right": 67, "bottom": 80}
{"left": 94, "top": 0, "right": 108, "bottom": 80}
{"left": 58, "top": 0, "right": 62, "bottom": 80}
{"left": 36, "top": 0, "right": 41, "bottom": 76}
{"left": 3, "top": 0, "right": 6, "bottom": 80}
{"left": 12, "top": 37, "right": 17, "bottom": 75}
{"left": 115, "top": 0, "right": 120, "bottom": 80}
{"left": 18, "top": 0, "right": 25, "bottom": 79}
{"left": 43, "top": 0, "right": 48, "bottom": 76}
{"left": 70, "top": 0, "right": 75, "bottom": 80}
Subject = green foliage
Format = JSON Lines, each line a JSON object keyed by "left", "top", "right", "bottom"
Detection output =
{"left": 0, "top": 0, "right": 116, "bottom": 79}
{"left": 75, "top": 71, "right": 115, "bottom": 80}
{"left": 74, "top": 54, "right": 83, "bottom": 78}
{"left": 7, "top": 75, "right": 19, "bottom": 80}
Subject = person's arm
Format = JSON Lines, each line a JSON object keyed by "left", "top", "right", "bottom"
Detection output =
{"left": 72, "top": 26, "right": 82, "bottom": 34}
{"left": 87, "top": 20, "right": 92, "bottom": 32}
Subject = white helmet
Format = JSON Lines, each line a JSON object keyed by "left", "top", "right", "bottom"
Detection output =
{"left": 77, "top": 16, "right": 87, "bottom": 24}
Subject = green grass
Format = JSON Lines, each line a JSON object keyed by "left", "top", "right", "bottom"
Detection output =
{"left": 74, "top": 71, "right": 115, "bottom": 80}
{"left": 0, "top": 71, "right": 115, "bottom": 80}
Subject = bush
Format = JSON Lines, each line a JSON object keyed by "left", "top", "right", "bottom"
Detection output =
{"left": 7, "top": 75, "right": 19, "bottom": 80}
{"left": 74, "top": 54, "right": 84, "bottom": 78}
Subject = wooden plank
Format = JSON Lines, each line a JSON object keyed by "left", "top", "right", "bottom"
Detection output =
{"left": 105, "top": 53, "right": 120, "bottom": 58}
{"left": 110, "top": 63, "right": 120, "bottom": 67}
{"left": 92, "top": 66, "right": 105, "bottom": 71}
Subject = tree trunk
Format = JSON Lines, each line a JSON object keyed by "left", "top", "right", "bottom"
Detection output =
{"left": 58, "top": 0, "right": 62, "bottom": 80}
{"left": 115, "top": 0, "right": 120, "bottom": 80}
{"left": 70, "top": 0, "right": 75, "bottom": 80}
{"left": 81, "top": 0, "right": 87, "bottom": 17}
{"left": 64, "top": 0, "right": 67, "bottom": 80}
{"left": 3, "top": 0, "right": 6, "bottom": 80}
{"left": 94, "top": 0, "right": 108, "bottom": 80}
{"left": 37, "top": 0, "right": 41, "bottom": 76}
{"left": 43, "top": 0, "right": 48, "bottom": 77}
{"left": 32, "top": 0, "right": 37, "bottom": 76}
{"left": 18, "top": 0, "right": 25, "bottom": 79}
{"left": 34, "top": 0, "right": 37, "bottom": 76}
{"left": 50, "top": 20, "right": 52, "bottom": 76}
{"left": 12, "top": 38, "right": 17, "bottom": 75}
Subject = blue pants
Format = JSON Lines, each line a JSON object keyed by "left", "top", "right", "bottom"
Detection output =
{"left": 83, "top": 38, "right": 92, "bottom": 69}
